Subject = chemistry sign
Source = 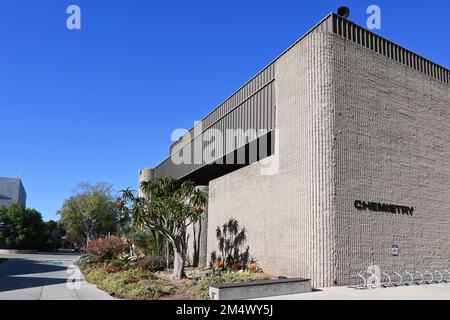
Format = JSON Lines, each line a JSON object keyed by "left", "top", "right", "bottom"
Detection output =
{"left": 354, "top": 200, "right": 414, "bottom": 216}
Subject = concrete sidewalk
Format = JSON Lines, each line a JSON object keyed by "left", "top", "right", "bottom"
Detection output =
{"left": 255, "top": 283, "right": 450, "bottom": 300}
{"left": 0, "top": 253, "right": 116, "bottom": 300}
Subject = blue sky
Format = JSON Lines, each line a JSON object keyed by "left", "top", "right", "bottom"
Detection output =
{"left": 0, "top": 0, "right": 448, "bottom": 221}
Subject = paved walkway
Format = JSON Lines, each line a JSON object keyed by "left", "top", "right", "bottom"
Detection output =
{"left": 256, "top": 283, "right": 450, "bottom": 300}
{"left": 0, "top": 253, "right": 116, "bottom": 300}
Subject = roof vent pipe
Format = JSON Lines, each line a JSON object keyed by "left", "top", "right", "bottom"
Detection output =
{"left": 337, "top": 6, "right": 350, "bottom": 19}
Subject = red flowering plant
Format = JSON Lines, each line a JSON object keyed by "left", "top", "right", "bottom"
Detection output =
{"left": 84, "top": 235, "right": 126, "bottom": 262}
{"left": 106, "top": 265, "right": 123, "bottom": 273}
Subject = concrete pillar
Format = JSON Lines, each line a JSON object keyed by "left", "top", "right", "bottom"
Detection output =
{"left": 197, "top": 186, "right": 209, "bottom": 268}
{"left": 138, "top": 168, "right": 154, "bottom": 199}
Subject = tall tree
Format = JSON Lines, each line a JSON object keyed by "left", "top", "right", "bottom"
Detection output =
{"left": 120, "top": 177, "right": 207, "bottom": 279}
{"left": 59, "top": 182, "right": 119, "bottom": 246}
{"left": 42, "top": 220, "right": 66, "bottom": 251}
{"left": 0, "top": 204, "right": 45, "bottom": 249}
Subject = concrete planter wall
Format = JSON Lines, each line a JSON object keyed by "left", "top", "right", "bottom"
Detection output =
{"left": 209, "top": 278, "right": 312, "bottom": 300}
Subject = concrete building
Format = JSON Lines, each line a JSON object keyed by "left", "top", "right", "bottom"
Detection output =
{"left": 0, "top": 177, "right": 27, "bottom": 209}
{"left": 141, "top": 13, "right": 449, "bottom": 287}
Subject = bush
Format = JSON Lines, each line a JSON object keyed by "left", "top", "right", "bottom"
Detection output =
{"left": 86, "top": 267, "right": 157, "bottom": 284}
{"left": 109, "top": 259, "right": 126, "bottom": 268}
{"left": 85, "top": 267, "right": 109, "bottom": 284}
{"left": 195, "top": 271, "right": 270, "bottom": 299}
{"left": 121, "top": 282, "right": 163, "bottom": 300}
{"left": 76, "top": 254, "right": 98, "bottom": 266}
{"left": 84, "top": 267, "right": 169, "bottom": 300}
{"left": 84, "top": 235, "right": 125, "bottom": 262}
{"left": 136, "top": 256, "right": 166, "bottom": 272}
{"left": 130, "top": 231, "right": 156, "bottom": 255}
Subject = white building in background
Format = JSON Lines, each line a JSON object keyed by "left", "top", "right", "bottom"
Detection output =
{"left": 0, "top": 177, "right": 27, "bottom": 208}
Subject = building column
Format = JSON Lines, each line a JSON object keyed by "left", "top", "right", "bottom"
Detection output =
{"left": 197, "top": 186, "right": 209, "bottom": 268}
{"left": 138, "top": 168, "right": 154, "bottom": 199}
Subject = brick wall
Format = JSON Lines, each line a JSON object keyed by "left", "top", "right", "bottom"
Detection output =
{"left": 206, "top": 30, "right": 449, "bottom": 287}
{"left": 332, "top": 33, "right": 450, "bottom": 285}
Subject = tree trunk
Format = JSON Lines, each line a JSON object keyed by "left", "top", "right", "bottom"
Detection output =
{"left": 172, "top": 247, "right": 186, "bottom": 279}
{"left": 166, "top": 241, "right": 170, "bottom": 272}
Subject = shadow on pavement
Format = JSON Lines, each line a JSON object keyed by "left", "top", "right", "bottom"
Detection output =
{"left": 0, "top": 259, "right": 69, "bottom": 292}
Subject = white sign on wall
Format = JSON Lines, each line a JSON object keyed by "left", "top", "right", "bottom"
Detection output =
{"left": 391, "top": 244, "right": 399, "bottom": 256}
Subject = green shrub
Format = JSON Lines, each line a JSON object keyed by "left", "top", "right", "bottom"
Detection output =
{"left": 118, "top": 254, "right": 136, "bottom": 266}
{"left": 84, "top": 267, "right": 165, "bottom": 299}
{"left": 109, "top": 259, "right": 125, "bottom": 268}
{"left": 85, "top": 267, "right": 109, "bottom": 285}
{"left": 136, "top": 256, "right": 166, "bottom": 272}
{"left": 122, "top": 282, "right": 163, "bottom": 300}
{"left": 195, "top": 271, "right": 270, "bottom": 299}
{"left": 130, "top": 231, "right": 163, "bottom": 256}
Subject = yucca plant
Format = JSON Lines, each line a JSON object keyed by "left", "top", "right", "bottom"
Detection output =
{"left": 119, "top": 178, "right": 207, "bottom": 279}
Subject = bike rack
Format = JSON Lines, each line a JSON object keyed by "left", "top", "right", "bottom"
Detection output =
{"left": 404, "top": 270, "right": 414, "bottom": 286}
{"left": 434, "top": 269, "right": 443, "bottom": 284}
{"left": 348, "top": 272, "right": 369, "bottom": 289}
{"left": 424, "top": 269, "right": 434, "bottom": 285}
{"left": 415, "top": 271, "right": 425, "bottom": 285}
{"left": 350, "top": 266, "right": 450, "bottom": 290}
{"left": 443, "top": 269, "right": 450, "bottom": 283}
{"left": 381, "top": 271, "right": 392, "bottom": 288}
{"left": 393, "top": 271, "right": 403, "bottom": 287}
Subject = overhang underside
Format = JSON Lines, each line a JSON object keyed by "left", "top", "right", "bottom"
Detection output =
{"left": 156, "top": 131, "right": 275, "bottom": 185}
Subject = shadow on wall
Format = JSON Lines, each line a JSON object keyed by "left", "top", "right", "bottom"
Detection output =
{"left": 210, "top": 218, "right": 253, "bottom": 271}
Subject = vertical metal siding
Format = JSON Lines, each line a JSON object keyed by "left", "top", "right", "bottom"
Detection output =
{"left": 154, "top": 64, "right": 276, "bottom": 180}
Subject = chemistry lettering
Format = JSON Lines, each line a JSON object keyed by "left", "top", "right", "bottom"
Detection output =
{"left": 354, "top": 200, "right": 414, "bottom": 216}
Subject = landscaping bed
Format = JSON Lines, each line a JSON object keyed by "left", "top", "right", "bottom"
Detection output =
{"left": 77, "top": 216, "right": 272, "bottom": 300}
{"left": 81, "top": 263, "right": 271, "bottom": 300}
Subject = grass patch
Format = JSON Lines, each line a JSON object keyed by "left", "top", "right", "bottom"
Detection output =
{"left": 195, "top": 271, "right": 271, "bottom": 299}
{"left": 84, "top": 266, "right": 175, "bottom": 300}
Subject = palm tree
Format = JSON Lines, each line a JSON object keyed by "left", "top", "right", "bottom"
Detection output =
{"left": 120, "top": 178, "right": 207, "bottom": 279}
